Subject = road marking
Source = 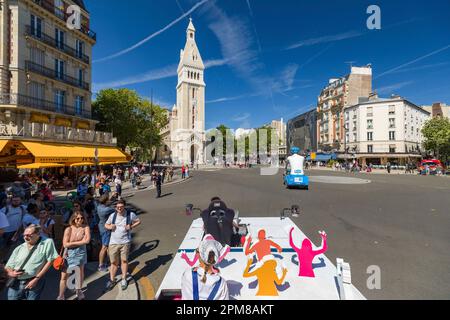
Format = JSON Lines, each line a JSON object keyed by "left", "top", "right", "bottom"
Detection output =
{"left": 131, "top": 264, "right": 156, "bottom": 300}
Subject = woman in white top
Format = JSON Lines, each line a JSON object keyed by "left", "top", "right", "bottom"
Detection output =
{"left": 181, "top": 238, "right": 229, "bottom": 300}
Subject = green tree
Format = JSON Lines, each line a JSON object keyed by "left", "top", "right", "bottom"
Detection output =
{"left": 421, "top": 117, "right": 450, "bottom": 161}
{"left": 92, "top": 89, "right": 168, "bottom": 161}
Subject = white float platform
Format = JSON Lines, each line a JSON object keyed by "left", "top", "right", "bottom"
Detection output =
{"left": 156, "top": 217, "right": 366, "bottom": 300}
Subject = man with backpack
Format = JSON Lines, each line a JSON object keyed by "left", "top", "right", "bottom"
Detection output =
{"left": 104, "top": 200, "right": 140, "bottom": 291}
{"left": 0, "top": 196, "right": 27, "bottom": 253}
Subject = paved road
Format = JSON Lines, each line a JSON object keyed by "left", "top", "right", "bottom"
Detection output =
{"left": 121, "top": 168, "right": 450, "bottom": 300}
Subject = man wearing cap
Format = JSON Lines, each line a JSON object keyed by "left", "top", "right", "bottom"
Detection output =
{"left": 181, "top": 238, "right": 229, "bottom": 300}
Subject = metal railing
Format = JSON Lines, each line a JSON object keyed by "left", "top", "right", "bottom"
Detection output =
{"left": 0, "top": 92, "right": 92, "bottom": 119}
{"left": 25, "top": 60, "right": 89, "bottom": 91}
{"left": 25, "top": 26, "right": 90, "bottom": 64}
{"left": 31, "top": 0, "right": 97, "bottom": 41}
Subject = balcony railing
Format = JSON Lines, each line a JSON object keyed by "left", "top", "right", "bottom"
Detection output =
{"left": 25, "top": 26, "right": 90, "bottom": 64}
{"left": 25, "top": 61, "right": 89, "bottom": 91}
{"left": 32, "top": 0, "right": 96, "bottom": 41}
{"left": 0, "top": 93, "right": 92, "bottom": 119}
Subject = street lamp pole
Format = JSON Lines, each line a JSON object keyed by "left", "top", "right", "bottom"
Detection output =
{"left": 150, "top": 89, "right": 154, "bottom": 172}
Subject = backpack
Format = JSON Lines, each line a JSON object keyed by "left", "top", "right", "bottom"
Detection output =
{"left": 111, "top": 210, "right": 132, "bottom": 237}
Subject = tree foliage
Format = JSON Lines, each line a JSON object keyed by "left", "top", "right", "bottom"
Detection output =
{"left": 421, "top": 117, "right": 450, "bottom": 160}
{"left": 92, "top": 89, "right": 168, "bottom": 161}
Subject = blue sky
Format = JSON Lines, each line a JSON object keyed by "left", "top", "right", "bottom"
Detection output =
{"left": 89, "top": 0, "right": 450, "bottom": 129}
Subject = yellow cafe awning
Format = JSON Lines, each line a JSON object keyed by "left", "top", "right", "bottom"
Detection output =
{"left": 18, "top": 163, "right": 64, "bottom": 169}
{"left": 77, "top": 121, "right": 90, "bottom": 130}
{"left": 0, "top": 140, "right": 8, "bottom": 154}
{"left": 19, "top": 141, "right": 129, "bottom": 164}
{"left": 69, "top": 162, "right": 95, "bottom": 167}
{"left": 30, "top": 113, "right": 50, "bottom": 124}
{"left": 55, "top": 118, "right": 72, "bottom": 127}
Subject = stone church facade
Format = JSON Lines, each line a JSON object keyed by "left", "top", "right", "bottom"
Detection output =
{"left": 158, "top": 19, "right": 206, "bottom": 165}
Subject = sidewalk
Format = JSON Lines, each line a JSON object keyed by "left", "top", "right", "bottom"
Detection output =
{"left": 52, "top": 171, "right": 187, "bottom": 201}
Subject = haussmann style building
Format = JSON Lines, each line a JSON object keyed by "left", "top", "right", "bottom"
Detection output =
{"left": 0, "top": 0, "right": 129, "bottom": 169}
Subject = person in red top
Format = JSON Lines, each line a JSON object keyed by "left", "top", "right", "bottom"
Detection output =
{"left": 181, "top": 165, "right": 186, "bottom": 179}
{"left": 39, "top": 184, "right": 53, "bottom": 202}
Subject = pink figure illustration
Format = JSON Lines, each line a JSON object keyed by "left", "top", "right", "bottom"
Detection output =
{"left": 289, "top": 227, "right": 327, "bottom": 277}
{"left": 244, "top": 229, "right": 282, "bottom": 261}
{"left": 180, "top": 234, "right": 230, "bottom": 273}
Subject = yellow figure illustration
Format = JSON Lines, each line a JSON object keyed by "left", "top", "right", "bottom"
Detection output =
{"left": 243, "top": 255, "right": 288, "bottom": 296}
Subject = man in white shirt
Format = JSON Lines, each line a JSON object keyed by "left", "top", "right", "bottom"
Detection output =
{"left": 1, "top": 196, "right": 27, "bottom": 245}
{"left": 104, "top": 200, "right": 141, "bottom": 291}
{"left": 286, "top": 147, "right": 305, "bottom": 176}
{"left": 0, "top": 210, "right": 9, "bottom": 237}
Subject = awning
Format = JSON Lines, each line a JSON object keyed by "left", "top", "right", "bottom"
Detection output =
{"left": 77, "top": 121, "right": 90, "bottom": 130}
{"left": 30, "top": 113, "right": 50, "bottom": 124}
{"left": 0, "top": 140, "right": 8, "bottom": 154}
{"left": 69, "top": 162, "right": 95, "bottom": 167}
{"left": 20, "top": 141, "right": 129, "bottom": 164}
{"left": 18, "top": 163, "right": 64, "bottom": 169}
{"left": 55, "top": 118, "right": 72, "bottom": 127}
{"left": 99, "top": 161, "right": 117, "bottom": 165}
{"left": 306, "top": 153, "right": 337, "bottom": 162}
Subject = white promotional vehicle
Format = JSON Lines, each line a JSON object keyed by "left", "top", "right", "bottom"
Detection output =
{"left": 156, "top": 207, "right": 365, "bottom": 300}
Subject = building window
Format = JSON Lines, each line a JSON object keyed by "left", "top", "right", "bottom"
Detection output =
{"left": 78, "top": 69, "right": 84, "bottom": 87}
{"left": 55, "top": 59, "right": 65, "bottom": 79}
{"left": 353, "top": 133, "right": 357, "bottom": 142}
{"left": 367, "top": 119, "right": 373, "bottom": 129}
{"left": 55, "top": 90, "right": 65, "bottom": 112}
{"left": 367, "top": 132, "right": 373, "bottom": 141}
{"left": 76, "top": 40, "right": 84, "bottom": 59}
{"left": 30, "top": 47, "right": 45, "bottom": 65}
{"left": 28, "top": 81, "right": 45, "bottom": 100}
{"left": 389, "top": 105, "right": 396, "bottom": 115}
{"left": 75, "top": 96, "right": 84, "bottom": 115}
{"left": 346, "top": 133, "right": 349, "bottom": 143}
{"left": 192, "top": 88, "right": 195, "bottom": 99}
{"left": 389, "top": 131, "right": 395, "bottom": 141}
{"left": 389, "top": 118, "right": 395, "bottom": 128}
{"left": 353, "top": 121, "right": 356, "bottom": 131}
{"left": 55, "top": 28, "right": 65, "bottom": 50}
{"left": 31, "top": 15, "right": 42, "bottom": 38}
{"left": 367, "top": 107, "right": 373, "bottom": 117}
{"left": 389, "top": 145, "right": 396, "bottom": 153}
{"left": 367, "top": 145, "right": 373, "bottom": 153}
{"left": 345, "top": 111, "right": 349, "bottom": 121}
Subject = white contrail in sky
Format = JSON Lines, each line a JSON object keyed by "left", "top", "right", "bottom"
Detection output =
{"left": 93, "top": 0, "right": 209, "bottom": 63}
{"left": 375, "top": 44, "right": 450, "bottom": 79}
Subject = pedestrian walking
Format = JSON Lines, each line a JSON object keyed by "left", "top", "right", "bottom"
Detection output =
{"left": 105, "top": 200, "right": 141, "bottom": 291}
{"left": 57, "top": 211, "right": 91, "bottom": 300}
{"left": 156, "top": 171, "right": 162, "bottom": 198}
{"left": 181, "top": 165, "right": 186, "bottom": 179}
{"left": 387, "top": 162, "right": 391, "bottom": 174}
{"left": 114, "top": 175, "right": 123, "bottom": 200}
{"left": 5, "top": 224, "right": 58, "bottom": 300}
{"left": 96, "top": 195, "right": 114, "bottom": 272}
{"left": 185, "top": 165, "right": 190, "bottom": 178}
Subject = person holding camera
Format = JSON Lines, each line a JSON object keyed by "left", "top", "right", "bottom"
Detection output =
{"left": 4, "top": 224, "right": 58, "bottom": 300}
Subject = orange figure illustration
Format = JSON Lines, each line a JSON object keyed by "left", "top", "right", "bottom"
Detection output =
{"left": 244, "top": 229, "right": 282, "bottom": 261}
{"left": 243, "top": 255, "right": 288, "bottom": 296}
